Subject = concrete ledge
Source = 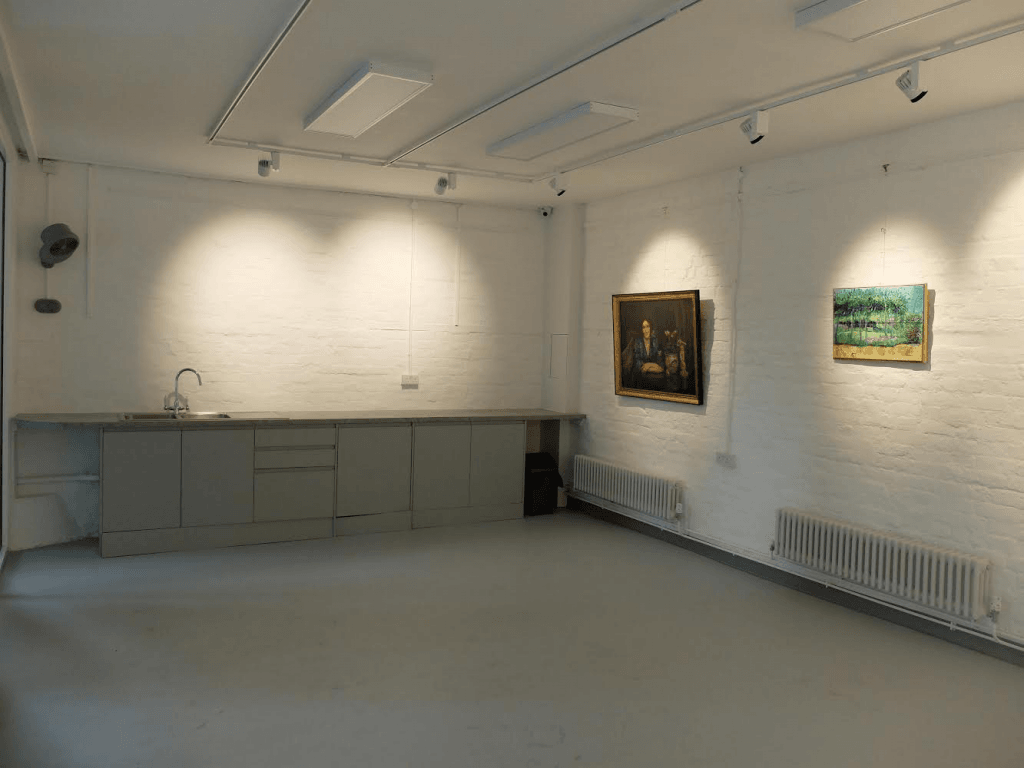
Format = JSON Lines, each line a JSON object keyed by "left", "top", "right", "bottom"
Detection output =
{"left": 569, "top": 497, "right": 1024, "bottom": 669}
{"left": 335, "top": 511, "right": 412, "bottom": 536}
{"left": 413, "top": 503, "right": 522, "bottom": 529}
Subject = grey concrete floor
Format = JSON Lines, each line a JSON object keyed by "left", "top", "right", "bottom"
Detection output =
{"left": 1, "top": 512, "right": 1023, "bottom": 768}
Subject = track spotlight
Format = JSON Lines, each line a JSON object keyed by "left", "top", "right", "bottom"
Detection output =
{"left": 434, "top": 172, "right": 457, "bottom": 195}
{"left": 549, "top": 174, "right": 568, "bottom": 197}
{"left": 257, "top": 151, "right": 281, "bottom": 178}
{"left": 740, "top": 110, "right": 769, "bottom": 145}
{"left": 896, "top": 61, "right": 927, "bottom": 103}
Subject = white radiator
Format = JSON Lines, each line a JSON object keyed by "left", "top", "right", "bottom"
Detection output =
{"left": 776, "top": 508, "right": 991, "bottom": 621}
{"left": 571, "top": 455, "right": 684, "bottom": 524}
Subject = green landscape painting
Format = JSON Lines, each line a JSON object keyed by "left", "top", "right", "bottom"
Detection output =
{"left": 833, "top": 284, "right": 928, "bottom": 362}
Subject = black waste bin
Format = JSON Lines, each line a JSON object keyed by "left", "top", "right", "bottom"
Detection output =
{"left": 524, "top": 452, "right": 563, "bottom": 516}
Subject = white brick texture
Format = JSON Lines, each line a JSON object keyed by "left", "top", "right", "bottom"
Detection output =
{"left": 14, "top": 165, "right": 545, "bottom": 413}
{"left": 579, "top": 104, "right": 1024, "bottom": 638}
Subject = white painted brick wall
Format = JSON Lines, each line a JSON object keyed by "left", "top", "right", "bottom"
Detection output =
{"left": 579, "top": 102, "right": 1024, "bottom": 639}
{"left": 15, "top": 164, "right": 545, "bottom": 413}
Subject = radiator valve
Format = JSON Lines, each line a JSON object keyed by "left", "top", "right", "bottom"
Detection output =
{"left": 989, "top": 597, "right": 1002, "bottom": 620}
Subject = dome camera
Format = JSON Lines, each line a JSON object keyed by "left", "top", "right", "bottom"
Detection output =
{"left": 538, "top": 206, "right": 554, "bottom": 218}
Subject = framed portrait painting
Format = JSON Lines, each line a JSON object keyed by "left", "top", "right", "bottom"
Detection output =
{"left": 613, "top": 289, "right": 704, "bottom": 405}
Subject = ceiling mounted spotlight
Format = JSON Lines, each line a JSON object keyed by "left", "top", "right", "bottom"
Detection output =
{"left": 257, "top": 151, "right": 281, "bottom": 178}
{"left": 549, "top": 174, "right": 568, "bottom": 197}
{"left": 434, "top": 172, "right": 457, "bottom": 195}
{"left": 896, "top": 61, "right": 927, "bottom": 103}
{"left": 740, "top": 111, "right": 770, "bottom": 145}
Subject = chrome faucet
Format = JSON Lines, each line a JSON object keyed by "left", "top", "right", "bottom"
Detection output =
{"left": 168, "top": 368, "right": 201, "bottom": 418}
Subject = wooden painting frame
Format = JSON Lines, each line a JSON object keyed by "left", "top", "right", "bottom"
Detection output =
{"left": 613, "top": 289, "right": 704, "bottom": 405}
{"left": 833, "top": 283, "right": 929, "bottom": 363}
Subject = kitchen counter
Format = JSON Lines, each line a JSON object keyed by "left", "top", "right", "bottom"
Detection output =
{"left": 15, "top": 408, "right": 586, "bottom": 428}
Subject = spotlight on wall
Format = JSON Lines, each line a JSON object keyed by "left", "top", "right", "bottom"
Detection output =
{"left": 257, "top": 151, "right": 281, "bottom": 178}
{"left": 740, "top": 110, "right": 769, "bottom": 145}
{"left": 896, "top": 61, "right": 927, "bottom": 103}
{"left": 38, "top": 223, "right": 80, "bottom": 269}
{"left": 549, "top": 174, "right": 568, "bottom": 197}
{"left": 434, "top": 172, "right": 457, "bottom": 195}
{"left": 35, "top": 223, "right": 81, "bottom": 313}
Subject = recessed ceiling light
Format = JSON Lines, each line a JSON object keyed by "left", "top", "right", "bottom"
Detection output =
{"left": 304, "top": 62, "right": 433, "bottom": 139}
{"left": 487, "top": 102, "right": 639, "bottom": 162}
{"left": 795, "top": 0, "right": 973, "bottom": 42}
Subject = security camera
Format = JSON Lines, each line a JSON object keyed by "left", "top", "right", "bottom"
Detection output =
{"left": 538, "top": 206, "right": 553, "bottom": 218}
{"left": 740, "top": 110, "right": 769, "bottom": 145}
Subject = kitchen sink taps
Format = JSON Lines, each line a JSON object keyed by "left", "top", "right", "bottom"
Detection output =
{"left": 166, "top": 368, "right": 202, "bottom": 418}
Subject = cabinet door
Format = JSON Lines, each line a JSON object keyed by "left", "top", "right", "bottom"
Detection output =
{"left": 181, "top": 430, "right": 255, "bottom": 527}
{"left": 337, "top": 424, "right": 412, "bottom": 517}
{"left": 470, "top": 422, "right": 526, "bottom": 506}
{"left": 102, "top": 430, "right": 181, "bottom": 533}
{"left": 412, "top": 423, "right": 470, "bottom": 510}
{"left": 255, "top": 470, "right": 335, "bottom": 521}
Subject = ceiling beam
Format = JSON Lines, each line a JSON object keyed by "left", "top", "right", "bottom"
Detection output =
{"left": 207, "top": 0, "right": 315, "bottom": 142}
{"left": 382, "top": 0, "right": 707, "bottom": 166}
{"left": 0, "top": 8, "right": 37, "bottom": 162}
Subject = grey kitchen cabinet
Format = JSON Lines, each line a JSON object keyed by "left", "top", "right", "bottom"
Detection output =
{"left": 412, "top": 423, "right": 471, "bottom": 511}
{"left": 255, "top": 469, "right": 335, "bottom": 521}
{"left": 336, "top": 424, "right": 412, "bottom": 517}
{"left": 253, "top": 427, "right": 336, "bottom": 522}
{"left": 181, "top": 429, "right": 255, "bottom": 527}
{"left": 470, "top": 422, "right": 526, "bottom": 506}
{"left": 102, "top": 430, "right": 181, "bottom": 533}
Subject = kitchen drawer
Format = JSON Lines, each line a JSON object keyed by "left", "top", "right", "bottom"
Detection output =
{"left": 254, "top": 469, "right": 335, "bottom": 521}
{"left": 255, "top": 427, "right": 336, "bottom": 448}
{"left": 255, "top": 448, "right": 336, "bottom": 470}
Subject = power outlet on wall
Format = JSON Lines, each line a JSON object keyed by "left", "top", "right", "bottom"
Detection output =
{"left": 401, "top": 374, "right": 419, "bottom": 389}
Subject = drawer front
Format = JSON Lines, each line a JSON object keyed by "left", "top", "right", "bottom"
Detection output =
{"left": 255, "top": 448, "right": 336, "bottom": 470}
{"left": 254, "top": 469, "right": 335, "bottom": 521}
{"left": 255, "top": 427, "right": 336, "bottom": 448}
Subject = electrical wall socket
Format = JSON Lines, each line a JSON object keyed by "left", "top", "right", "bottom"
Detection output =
{"left": 990, "top": 597, "right": 1003, "bottom": 616}
{"left": 715, "top": 452, "right": 737, "bottom": 469}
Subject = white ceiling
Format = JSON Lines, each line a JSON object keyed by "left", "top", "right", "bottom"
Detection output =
{"left": 4, "top": 0, "right": 1024, "bottom": 206}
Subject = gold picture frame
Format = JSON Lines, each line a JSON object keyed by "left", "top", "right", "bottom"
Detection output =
{"left": 612, "top": 290, "right": 704, "bottom": 405}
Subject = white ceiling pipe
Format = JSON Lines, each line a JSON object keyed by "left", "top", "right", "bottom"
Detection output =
{"left": 211, "top": 137, "right": 537, "bottom": 183}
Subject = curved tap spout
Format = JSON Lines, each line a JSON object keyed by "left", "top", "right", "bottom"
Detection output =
{"left": 172, "top": 368, "right": 202, "bottom": 418}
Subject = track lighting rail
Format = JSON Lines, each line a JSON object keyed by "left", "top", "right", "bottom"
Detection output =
{"left": 207, "top": 1, "right": 1024, "bottom": 191}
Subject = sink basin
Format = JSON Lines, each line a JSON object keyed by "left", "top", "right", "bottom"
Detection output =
{"left": 121, "top": 412, "right": 231, "bottom": 420}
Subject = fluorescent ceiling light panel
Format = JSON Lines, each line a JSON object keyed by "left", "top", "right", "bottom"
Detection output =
{"left": 487, "top": 102, "right": 639, "bottom": 162}
{"left": 304, "top": 62, "right": 432, "bottom": 138}
{"left": 795, "top": 0, "right": 973, "bottom": 41}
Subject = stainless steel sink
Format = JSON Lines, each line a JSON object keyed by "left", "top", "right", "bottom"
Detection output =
{"left": 121, "top": 412, "right": 231, "bottom": 420}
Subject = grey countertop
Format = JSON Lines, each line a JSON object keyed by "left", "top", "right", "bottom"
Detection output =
{"left": 15, "top": 408, "right": 586, "bottom": 428}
